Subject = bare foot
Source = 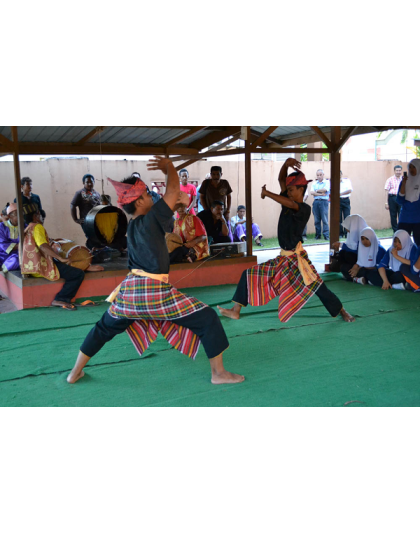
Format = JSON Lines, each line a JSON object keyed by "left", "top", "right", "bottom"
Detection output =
{"left": 217, "top": 305, "right": 241, "bottom": 320}
{"left": 86, "top": 264, "right": 105, "bottom": 272}
{"left": 340, "top": 308, "right": 355, "bottom": 322}
{"left": 211, "top": 371, "right": 245, "bottom": 385}
{"left": 67, "top": 369, "right": 85, "bottom": 384}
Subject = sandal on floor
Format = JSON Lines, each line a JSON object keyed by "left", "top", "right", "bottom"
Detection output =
{"left": 51, "top": 302, "right": 77, "bottom": 311}
{"left": 75, "top": 300, "right": 99, "bottom": 307}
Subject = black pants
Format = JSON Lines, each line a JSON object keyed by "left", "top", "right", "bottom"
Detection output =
{"left": 54, "top": 261, "right": 85, "bottom": 302}
{"left": 232, "top": 269, "right": 343, "bottom": 318}
{"left": 213, "top": 236, "right": 232, "bottom": 244}
{"left": 80, "top": 306, "right": 229, "bottom": 359}
{"left": 169, "top": 246, "right": 189, "bottom": 264}
{"left": 388, "top": 195, "right": 401, "bottom": 233}
{"left": 364, "top": 268, "right": 404, "bottom": 287}
{"left": 340, "top": 264, "right": 369, "bottom": 282}
{"left": 339, "top": 197, "right": 351, "bottom": 237}
{"left": 397, "top": 222, "right": 420, "bottom": 247}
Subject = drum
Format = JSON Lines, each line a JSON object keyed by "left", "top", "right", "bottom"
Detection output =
{"left": 84, "top": 205, "right": 128, "bottom": 249}
{"left": 65, "top": 245, "right": 92, "bottom": 271}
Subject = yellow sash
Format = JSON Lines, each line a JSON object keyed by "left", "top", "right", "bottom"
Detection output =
{"left": 106, "top": 269, "right": 169, "bottom": 303}
{"left": 280, "top": 242, "right": 318, "bottom": 286}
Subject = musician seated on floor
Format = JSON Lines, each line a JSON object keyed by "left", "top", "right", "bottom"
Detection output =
{"left": 166, "top": 204, "right": 210, "bottom": 264}
{"left": 20, "top": 210, "right": 103, "bottom": 311}
{"left": 197, "top": 200, "right": 232, "bottom": 245}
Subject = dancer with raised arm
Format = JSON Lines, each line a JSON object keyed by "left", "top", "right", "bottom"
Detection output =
{"left": 67, "top": 157, "right": 244, "bottom": 385}
{"left": 218, "top": 158, "right": 355, "bottom": 323}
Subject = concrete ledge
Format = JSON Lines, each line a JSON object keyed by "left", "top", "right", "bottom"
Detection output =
{"left": 0, "top": 255, "right": 257, "bottom": 310}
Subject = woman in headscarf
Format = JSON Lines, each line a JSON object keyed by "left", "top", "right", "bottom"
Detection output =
{"left": 170, "top": 203, "right": 210, "bottom": 263}
{"left": 331, "top": 214, "right": 367, "bottom": 278}
{"left": 347, "top": 227, "right": 386, "bottom": 284}
{"left": 396, "top": 159, "right": 420, "bottom": 245}
{"left": 364, "top": 229, "right": 416, "bottom": 290}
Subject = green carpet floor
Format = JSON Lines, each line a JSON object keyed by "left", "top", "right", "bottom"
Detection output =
{"left": 1, "top": 273, "right": 420, "bottom": 407}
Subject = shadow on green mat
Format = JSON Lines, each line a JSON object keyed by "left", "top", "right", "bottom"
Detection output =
{"left": 1, "top": 274, "right": 420, "bottom": 407}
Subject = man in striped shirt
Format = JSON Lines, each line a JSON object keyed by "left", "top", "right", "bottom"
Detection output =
{"left": 385, "top": 165, "right": 403, "bottom": 233}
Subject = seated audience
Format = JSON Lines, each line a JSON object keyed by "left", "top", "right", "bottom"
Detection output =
{"left": 398, "top": 243, "right": 420, "bottom": 292}
{"left": 231, "top": 205, "right": 263, "bottom": 246}
{"left": 0, "top": 203, "right": 20, "bottom": 273}
{"left": 14, "top": 176, "right": 46, "bottom": 222}
{"left": 364, "top": 229, "right": 416, "bottom": 290}
{"left": 21, "top": 210, "right": 100, "bottom": 310}
{"left": 168, "top": 204, "right": 210, "bottom": 264}
{"left": 332, "top": 214, "right": 367, "bottom": 272}
{"left": 197, "top": 200, "right": 232, "bottom": 244}
{"left": 343, "top": 227, "right": 386, "bottom": 284}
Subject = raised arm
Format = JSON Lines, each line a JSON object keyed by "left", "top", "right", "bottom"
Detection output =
{"left": 147, "top": 157, "right": 180, "bottom": 211}
{"left": 278, "top": 158, "right": 301, "bottom": 193}
{"left": 261, "top": 185, "right": 299, "bottom": 211}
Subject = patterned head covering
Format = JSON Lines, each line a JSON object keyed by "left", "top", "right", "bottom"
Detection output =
{"left": 107, "top": 178, "right": 147, "bottom": 208}
{"left": 286, "top": 171, "right": 312, "bottom": 187}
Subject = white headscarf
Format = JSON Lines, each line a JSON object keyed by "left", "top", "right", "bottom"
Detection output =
{"left": 343, "top": 214, "right": 368, "bottom": 251}
{"left": 357, "top": 227, "right": 380, "bottom": 268}
{"left": 389, "top": 229, "right": 413, "bottom": 272}
{"left": 405, "top": 159, "right": 420, "bottom": 203}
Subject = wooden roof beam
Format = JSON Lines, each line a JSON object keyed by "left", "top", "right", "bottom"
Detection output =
{"left": 16, "top": 143, "right": 199, "bottom": 156}
{"left": 0, "top": 133, "right": 13, "bottom": 152}
{"left": 175, "top": 159, "right": 207, "bottom": 172}
{"left": 170, "top": 133, "right": 243, "bottom": 163}
{"left": 334, "top": 126, "right": 358, "bottom": 152}
{"left": 250, "top": 128, "right": 282, "bottom": 147}
{"left": 76, "top": 127, "right": 107, "bottom": 145}
{"left": 164, "top": 126, "right": 208, "bottom": 148}
{"left": 251, "top": 127, "right": 278, "bottom": 148}
{"left": 189, "top": 126, "right": 241, "bottom": 151}
{"left": 310, "top": 127, "right": 332, "bottom": 149}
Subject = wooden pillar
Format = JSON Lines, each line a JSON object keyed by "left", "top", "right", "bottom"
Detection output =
{"left": 11, "top": 127, "right": 26, "bottom": 275}
{"left": 244, "top": 127, "right": 253, "bottom": 256}
{"left": 330, "top": 127, "right": 341, "bottom": 248}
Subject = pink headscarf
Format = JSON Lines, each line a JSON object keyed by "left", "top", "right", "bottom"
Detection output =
{"left": 107, "top": 178, "right": 147, "bottom": 208}
{"left": 286, "top": 172, "right": 312, "bottom": 187}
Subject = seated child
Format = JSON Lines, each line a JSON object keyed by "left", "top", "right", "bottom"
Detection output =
{"left": 341, "top": 226, "right": 386, "bottom": 283}
{"left": 382, "top": 231, "right": 420, "bottom": 292}
{"left": 364, "top": 229, "right": 416, "bottom": 290}
{"left": 231, "top": 205, "right": 263, "bottom": 246}
{"left": 331, "top": 214, "right": 367, "bottom": 274}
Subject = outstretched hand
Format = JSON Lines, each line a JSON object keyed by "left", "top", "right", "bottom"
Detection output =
{"left": 261, "top": 185, "right": 267, "bottom": 199}
{"left": 147, "top": 156, "right": 173, "bottom": 175}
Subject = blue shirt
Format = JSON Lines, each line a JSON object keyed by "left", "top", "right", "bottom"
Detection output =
{"left": 312, "top": 180, "right": 330, "bottom": 201}
{"left": 396, "top": 183, "right": 420, "bottom": 224}
{"left": 379, "top": 245, "right": 417, "bottom": 272}
{"left": 342, "top": 242, "right": 358, "bottom": 253}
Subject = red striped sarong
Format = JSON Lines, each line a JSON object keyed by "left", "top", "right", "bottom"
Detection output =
{"left": 109, "top": 274, "right": 207, "bottom": 359}
{"left": 247, "top": 250, "right": 323, "bottom": 323}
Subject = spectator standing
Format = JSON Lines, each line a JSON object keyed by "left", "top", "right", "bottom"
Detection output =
{"left": 14, "top": 176, "right": 46, "bottom": 222}
{"left": 199, "top": 166, "right": 232, "bottom": 220}
{"left": 177, "top": 169, "right": 197, "bottom": 216}
{"left": 310, "top": 169, "right": 330, "bottom": 240}
{"left": 70, "top": 174, "right": 101, "bottom": 249}
{"left": 339, "top": 171, "right": 353, "bottom": 237}
{"left": 196, "top": 173, "right": 210, "bottom": 213}
{"left": 384, "top": 165, "right": 403, "bottom": 233}
{"left": 397, "top": 159, "right": 420, "bottom": 245}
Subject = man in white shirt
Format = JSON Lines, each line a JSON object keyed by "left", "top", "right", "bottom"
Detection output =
{"left": 384, "top": 165, "right": 403, "bottom": 233}
{"left": 310, "top": 169, "right": 330, "bottom": 240}
{"left": 339, "top": 171, "right": 353, "bottom": 237}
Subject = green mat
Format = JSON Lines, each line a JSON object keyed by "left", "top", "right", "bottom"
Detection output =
{"left": 1, "top": 274, "right": 420, "bottom": 407}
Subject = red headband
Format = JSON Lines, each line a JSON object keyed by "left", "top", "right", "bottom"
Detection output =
{"left": 107, "top": 177, "right": 147, "bottom": 207}
{"left": 286, "top": 172, "right": 312, "bottom": 187}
